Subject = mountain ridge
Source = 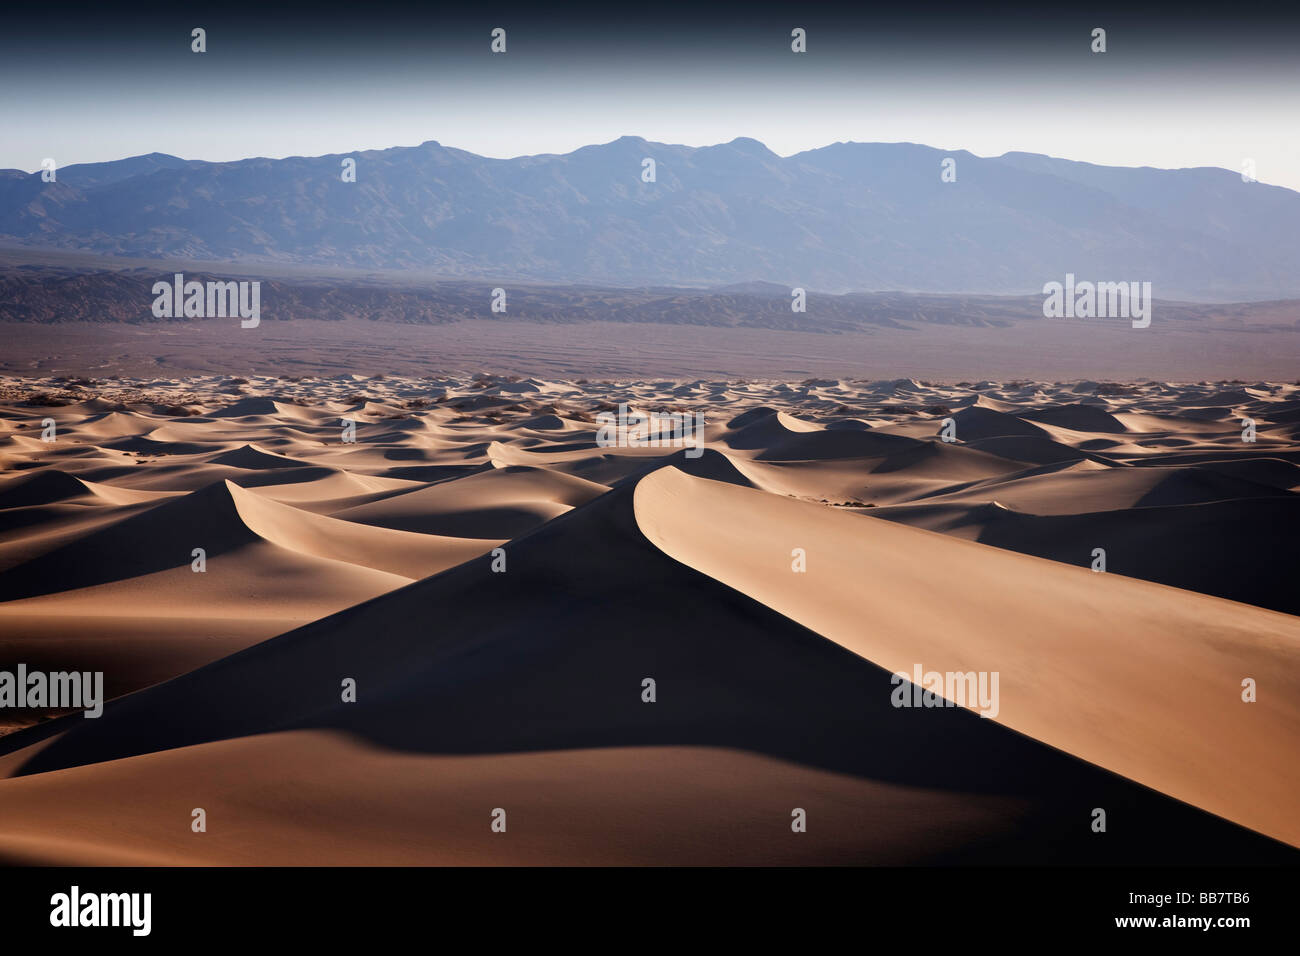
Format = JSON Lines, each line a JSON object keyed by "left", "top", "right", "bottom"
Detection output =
{"left": 3, "top": 137, "right": 1297, "bottom": 300}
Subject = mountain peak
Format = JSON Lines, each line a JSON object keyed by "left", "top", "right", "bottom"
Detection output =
{"left": 724, "top": 136, "right": 774, "bottom": 156}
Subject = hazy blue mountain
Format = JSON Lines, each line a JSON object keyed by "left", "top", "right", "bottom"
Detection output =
{"left": 1, "top": 137, "right": 1296, "bottom": 300}
{"left": 52, "top": 153, "right": 202, "bottom": 190}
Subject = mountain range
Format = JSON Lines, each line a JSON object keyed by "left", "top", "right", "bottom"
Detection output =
{"left": 1, "top": 137, "right": 1297, "bottom": 300}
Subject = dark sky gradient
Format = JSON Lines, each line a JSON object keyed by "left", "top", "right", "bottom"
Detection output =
{"left": 3, "top": 0, "right": 1298, "bottom": 187}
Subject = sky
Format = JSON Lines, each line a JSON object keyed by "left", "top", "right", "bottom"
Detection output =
{"left": 3, "top": 1, "right": 1298, "bottom": 190}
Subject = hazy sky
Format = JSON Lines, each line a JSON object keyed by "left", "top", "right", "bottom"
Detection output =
{"left": 3, "top": 1, "right": 1298, "bottom": 189}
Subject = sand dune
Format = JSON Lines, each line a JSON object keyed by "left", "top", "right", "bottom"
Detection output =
{"left": 0, "top": 371, "right": 1296, "bottom": 863}
{"left": 334, "top": 464, "right": 609, "bottom": 538}
{"left": 636, "top": 466, "right": 1300, "bottom": 846}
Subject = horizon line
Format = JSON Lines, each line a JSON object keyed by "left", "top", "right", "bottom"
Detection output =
{"left": 6, "top": 136, "right": 1291, "bottom": 190}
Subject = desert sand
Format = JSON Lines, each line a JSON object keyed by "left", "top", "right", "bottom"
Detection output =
{"left": 0, "top": 370, "right": 1297, "bottom": 864}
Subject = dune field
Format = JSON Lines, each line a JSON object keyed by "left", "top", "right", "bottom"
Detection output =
{"left": 0, "top": 371, "right": 1296, "bottom": 864}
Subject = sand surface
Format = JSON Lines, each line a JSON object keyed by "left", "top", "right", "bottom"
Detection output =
{"left": 3, "top": 315, "right": 1300, "bottom": 381}
{"left": 0, "top": 371, "right": 1296, "bottom": 863}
